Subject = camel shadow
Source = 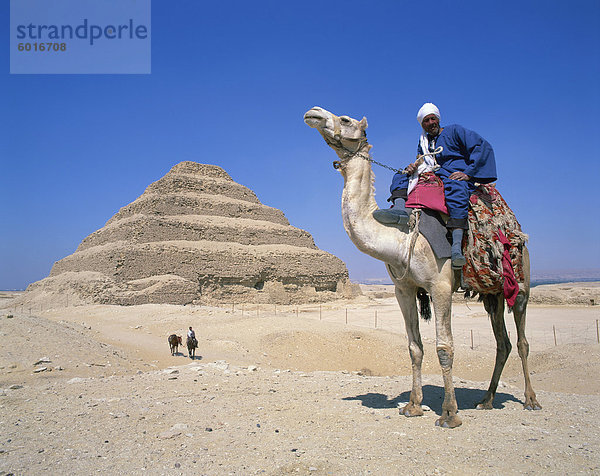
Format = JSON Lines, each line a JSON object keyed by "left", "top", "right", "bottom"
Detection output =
{"left": 343, "top": 384, "right": 522, "bottom": 414}
{"left": 188, "top": 355, "right": 202, "bottom": 360}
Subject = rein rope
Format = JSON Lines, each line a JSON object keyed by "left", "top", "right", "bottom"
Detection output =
{"left": 325, "top": 113, "right": 430, "bottom": 282}
{"left": 327, "top": 112, "right": 443, "bottom": 175}
{"left": 394, "top": 209, "right": 421, "bottom": 281}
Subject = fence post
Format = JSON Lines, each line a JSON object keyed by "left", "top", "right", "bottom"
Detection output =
{"left": 553, "top": 325, "right": 557, "bottom": 346}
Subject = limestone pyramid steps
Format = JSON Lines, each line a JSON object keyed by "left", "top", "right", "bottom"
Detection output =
{"left": 51, "top": 240, "right": 346, "bottom": 291}
{"left": 145, "top": 173, "right": 259, "bottom": 204}
{"left": 77, "top": 214, "right": 317, "bottom": 251}
{"left": 29, "top": 161, "right": 356, "bottom": 305}
{"left": 106, "top": 192, "right": 288, "bottom": 226}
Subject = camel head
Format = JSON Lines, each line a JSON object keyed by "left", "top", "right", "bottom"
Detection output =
{"left": 304, "top": 106, "right": 370, "bottom": 160}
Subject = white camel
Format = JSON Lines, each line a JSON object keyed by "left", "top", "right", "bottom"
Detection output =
{"left": 304, "top": 106, "right": 541, "bottom": 428}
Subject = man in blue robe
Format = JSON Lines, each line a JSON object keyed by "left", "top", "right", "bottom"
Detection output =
{"left": 373, "top": 103, "right": 497, "bottom": 268}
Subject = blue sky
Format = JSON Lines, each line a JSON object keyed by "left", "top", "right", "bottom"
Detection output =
{"left": 2, "top": 0, "right": 599, "bottom": 290}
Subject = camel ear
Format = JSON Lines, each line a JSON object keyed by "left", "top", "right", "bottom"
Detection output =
{"left": 360, "top": 117, "right": 368, "bottom": 130}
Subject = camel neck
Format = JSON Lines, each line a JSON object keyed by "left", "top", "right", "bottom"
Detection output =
{"left": 339, "top": 148, "right": 410, "bottom": 263}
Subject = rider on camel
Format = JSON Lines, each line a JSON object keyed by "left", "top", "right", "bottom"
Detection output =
{"left": 373, "top": 103, "right": 497, "bottom": 269}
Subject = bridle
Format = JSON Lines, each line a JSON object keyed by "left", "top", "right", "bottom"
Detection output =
{"left": 323, "top": 114, "right": 370, "bottom": 169}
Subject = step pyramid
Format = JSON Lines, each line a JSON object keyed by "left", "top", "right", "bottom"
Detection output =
{"left": 26, "top": 161, "right": 357, "bottom": 305}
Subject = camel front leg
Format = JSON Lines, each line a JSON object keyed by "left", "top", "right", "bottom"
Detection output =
{"left": 512, "top": 291, "right": 542, "bottom": 410}
{"left": 395, "top": 284, "right": 424, "bottom": 417}
{"left": 431, "top": 284, "right": 462, "bottom": 428}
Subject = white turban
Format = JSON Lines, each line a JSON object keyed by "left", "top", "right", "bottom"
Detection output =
{"left": 417, "top": 103, "right": 440, "bottom": 125}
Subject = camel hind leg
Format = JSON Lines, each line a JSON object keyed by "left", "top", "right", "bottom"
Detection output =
{"left": 477, "top": 293, "right": 511, "bottom": 409}
{"left": 512, "top": 291, "right": 542, "bottom": 410}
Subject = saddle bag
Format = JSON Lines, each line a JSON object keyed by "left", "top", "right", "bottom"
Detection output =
{"left": 405, "top": 172, "right": 448, "bottom": 215}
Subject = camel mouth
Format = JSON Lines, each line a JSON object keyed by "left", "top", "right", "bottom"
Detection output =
{"left": 304, "top": 115, "right": 326, "bottom": 129}
{"left": 304, "top": 114, "right": 323, "bottom": 127}
{"left": 303, "top": 107, "right": 328, "bottom": 128}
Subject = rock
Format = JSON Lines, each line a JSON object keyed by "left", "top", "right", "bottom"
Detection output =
{"left": 67, "top": 377, "right": 86, "bottom": 384}
{"left": 9, "top": 384, "right": 23, "bottom": 390}
{"left": 207, "top": 361, "right": 229, "bottom": 371}
{"left": 34, "top": 357, "right": 51, "bottom": 366}
{"left": 247, "top": 365, "right": 258, "bottom": 372}
{"left": 158, "top": 429, "right": 181, "bottom": 439}
{"left": 109, "top": 412, "right": 129, "bottom": 419}
{"left": 163, "top": 369, "right": 179, "bottom": 375}
{"left": 33, "top": 367, "right": 47, "bottom": 373}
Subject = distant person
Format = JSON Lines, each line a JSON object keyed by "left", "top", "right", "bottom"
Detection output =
{"left": 373, "top": 102, "right": 498, "bottom": 268}
{"left": 187, "top": 326, "right": 195, "bottom": 340}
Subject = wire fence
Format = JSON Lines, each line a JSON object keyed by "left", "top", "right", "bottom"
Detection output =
{"left": 224, "top": 303, "right": 600, "bottom": 350}
{"left": 5, "top": 300, "right": 599, "bottom": 350}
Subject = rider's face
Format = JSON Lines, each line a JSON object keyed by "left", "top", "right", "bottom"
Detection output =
{"left": 421, "top": 114, "right": 440, "bottom": 136}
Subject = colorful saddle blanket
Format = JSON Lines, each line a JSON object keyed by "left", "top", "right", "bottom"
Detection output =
{"left": 462, "top": 184, "right": 528, "bottom": 302}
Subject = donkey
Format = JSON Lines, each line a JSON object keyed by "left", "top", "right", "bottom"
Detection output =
{"left": 168, "top": 334, "right": 182, "bottom": 355}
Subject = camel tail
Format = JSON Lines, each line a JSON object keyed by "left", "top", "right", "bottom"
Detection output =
{"left": 417, "top": 288, "right": 432, "bottom": 321}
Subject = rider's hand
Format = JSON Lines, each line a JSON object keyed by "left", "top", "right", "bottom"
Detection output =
{"left": 449, "top": 171, "right": 470, "bottom": 181}
{"left": 405, "top": 162, "right": 418, "bottom": 175}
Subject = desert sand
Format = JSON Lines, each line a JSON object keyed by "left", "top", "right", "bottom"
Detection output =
{"left": 1, "top": 283, "right": 599, "bottom": 475}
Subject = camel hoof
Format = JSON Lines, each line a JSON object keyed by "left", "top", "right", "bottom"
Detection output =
{"left": 400, "top": 404, "right": 424, "bottom": 417}
{"left": 435, "top": 415, "right": 462, "bottom": 428}
{"left": 476, "top": 402, "right": 493, "bottom": 410}
{"left": 524, "top": 403, "right": 542, "bottom": 411}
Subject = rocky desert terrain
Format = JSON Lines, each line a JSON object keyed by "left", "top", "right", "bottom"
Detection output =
{"left": 1, "top": 283, "right": 599, "bottom": 475}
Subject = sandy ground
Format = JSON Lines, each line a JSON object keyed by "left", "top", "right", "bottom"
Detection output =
{"left": 1, "top": 285, "right": 599, "bottom": 475}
